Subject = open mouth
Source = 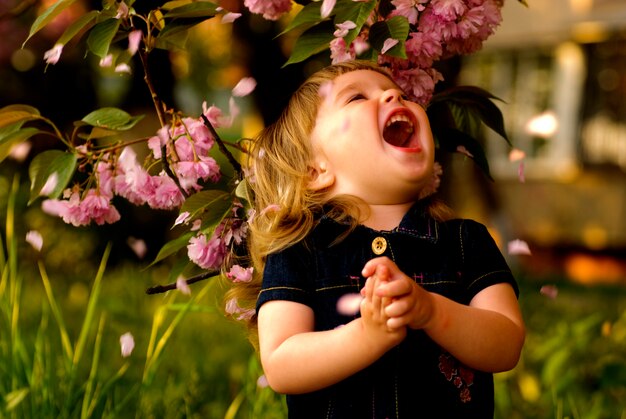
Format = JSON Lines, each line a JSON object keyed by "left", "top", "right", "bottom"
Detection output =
{"left": 383, "top": 112, "right": 418, "bottom": 149}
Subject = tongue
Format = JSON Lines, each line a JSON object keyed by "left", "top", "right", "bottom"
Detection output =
{"left": 383, "top": 120, "right": 414, "bottom": 147}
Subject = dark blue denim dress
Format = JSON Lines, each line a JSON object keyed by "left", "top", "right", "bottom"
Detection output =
{"left": 257, "top": 201, "right": 518, "bottom": 418}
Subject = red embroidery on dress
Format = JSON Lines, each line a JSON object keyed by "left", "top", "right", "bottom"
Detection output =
{"left": 438, "top": 353, "right": 475, "bottom": 403}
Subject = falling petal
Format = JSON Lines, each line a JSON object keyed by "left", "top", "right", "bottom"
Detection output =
{"left": 25, "top": 230, "right": 43, "bottom": 252}
{"left": 191, "top": 219, "right": 202, "bottom": 231}
{"left": 44, "top": 44, "right": 63, "bottom": 65}
{"left": 99, "top": 54, "right": 114, "bottom": 67}
{"left": 40, "top": 173, "right": 58, "bottom": 196}
{"left": 174, "top": 211, "right": 190, "bottom": 226}
{"left": 232, "top": 77, "right": 257, "bottom": 97}
{"left": 320, "top": 0, "right": 336, "bottom": 18}
{"left": 9, "top": 141, "right": 31, "bottom": 162}
{"left": 119, "top": 332, "right": 135, "bottom": 357}
{"left": 127, "top": 236, "right": 147, "bottom": 259}
{"left": 114, "top": 63, "right": 132, "bottom": 74}
{"left": 508, "top": 148, "right": 526, "bottom": 162}
{"left": 257, "top": 375, "right": 269, "bottom": 388}
{"left": 337, "top": 293, "right": 363, "bottom": 316}
{"left": 518, "top": 161, "right": 526, "bottom": 183}
{"left": 508, "top": 239, "right": 531, "bottom": 255}
{"left": 539, "top": 284, "right": 558, "bottom": 299}
{"left": 456, "top": 145, "right": 474, "bottom": 158}
{"left": 128, "top": 30, "right": 142, "bottom": 55}
{"left": 176, "top": 276, "right": 192, "bottom": 295}
{"left": 222, "top": 12, "right": 241, "bottom": 23}
{"left": 381, "top": 38, "right": 399, "bottom": 54}
{"left": 115, "top": 2, "right": 129, "bottom": 19}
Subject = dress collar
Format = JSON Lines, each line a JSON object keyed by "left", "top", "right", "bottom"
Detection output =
{"left": 317, "top": 199, "right": 440, "bottom": 244}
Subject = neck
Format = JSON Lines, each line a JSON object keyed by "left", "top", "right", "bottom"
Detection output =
{"left": 361, "top": 202, "right": 414, "bottom": 231}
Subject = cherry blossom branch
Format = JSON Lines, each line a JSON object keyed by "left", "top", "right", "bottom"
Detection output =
{"left": 200, "top": 114, "right": 243, "bottom": 179}
{"left": 138, "top": 48, "right": 189, "bottom": 198}
{"left": 145, "top": 269, "right": 219, "bottom": 294}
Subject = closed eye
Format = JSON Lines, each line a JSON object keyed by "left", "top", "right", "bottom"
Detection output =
{"left": 347, "top": 93, "right": 366, "bottom": 103}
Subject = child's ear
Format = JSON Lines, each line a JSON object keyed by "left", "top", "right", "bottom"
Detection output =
{"left": 307, "top": 160, "right": 334, "bottom": 191}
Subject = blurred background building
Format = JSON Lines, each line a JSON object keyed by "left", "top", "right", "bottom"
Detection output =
{"left": 453, "top": 0, "right": 626, "bottom": 285}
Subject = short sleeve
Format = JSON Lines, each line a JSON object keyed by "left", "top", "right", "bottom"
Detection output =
{"left": 256, "top": 243, "right": 314, "bottom": 312}
{"left": 459, "top": 220, "right": 519, "bottom": 299}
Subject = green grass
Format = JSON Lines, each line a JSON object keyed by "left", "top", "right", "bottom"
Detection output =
{"left": 1, "top": 173, "right": 625, "bottom": 418}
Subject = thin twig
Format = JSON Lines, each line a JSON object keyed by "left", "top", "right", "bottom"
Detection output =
{"left": 145, "top": 269, "right": 220, "bottom": 294}
{"left": 200, "top": 114, "right": 243, "bottom": 179}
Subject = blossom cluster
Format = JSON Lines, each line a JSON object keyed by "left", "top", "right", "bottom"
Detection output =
{"left": 40, "top": 104, "right": 226, "bottom": 227}
{"left": 382, "top": 0, "right": 503, "bottom": 103}
{"left": 244, "top": 0, "right": 503, "bottom": 104}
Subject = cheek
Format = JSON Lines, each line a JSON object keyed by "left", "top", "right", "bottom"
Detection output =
{"left": 341, "top": 118, "right": 350, "bottom": 133}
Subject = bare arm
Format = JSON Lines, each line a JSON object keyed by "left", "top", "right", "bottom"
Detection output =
{"left": 363, "top": 257, "right": 525, "bottom": 373}
{"left": 257, "top": 272, "right": 405, "bottom": 394}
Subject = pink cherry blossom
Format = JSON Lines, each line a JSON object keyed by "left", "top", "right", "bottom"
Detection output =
{"left": 244, "top": 0, "right": 292, "bottom": 21}
{"left": 227, "top": 265, "right": 254, "bottom": 283}
{"left": 187, "top": 233, "right": 226, "bottom": 270}
{"left": 330, "top": 38, "right": 354, "bottom": 64}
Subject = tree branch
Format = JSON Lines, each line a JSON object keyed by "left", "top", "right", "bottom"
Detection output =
{"left": 200, "top": 114, "right": 243, "bottom": 179}
{"left": 145, "top": 269, "right": 220, "bottom": 294}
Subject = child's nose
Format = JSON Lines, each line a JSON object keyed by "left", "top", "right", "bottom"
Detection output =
{"left": 381, "top": 89, "right": 402, "bottom": 104}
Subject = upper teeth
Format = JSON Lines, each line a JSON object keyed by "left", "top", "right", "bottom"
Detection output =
{"left": 386, "top": 114, "right": 413, "bottom": 129}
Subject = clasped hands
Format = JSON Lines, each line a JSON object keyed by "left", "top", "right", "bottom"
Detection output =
{"left": 359, "top": 256, "right": 436, "bottom": 347}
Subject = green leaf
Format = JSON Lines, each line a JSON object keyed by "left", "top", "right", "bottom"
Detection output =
{"left": 24, "top": 0, "right": 81, "bottom": 46}
{"left": 280, "top": 2, "right": 324, "bottom": 36}
{"left": 5, "top": 388, "right": 30, "bottom": 411}
{"left": 155, "top": 30, "right": 190, "bottom": 50}
{"left": 430, "top": 86, "right": 510, "bottom": 144}
{"left": 284, "top": 21, "right": 336, "bottom": 66}
{"left": 0, "top": 127, "right": 44, "bottom": 164}
{"left": 28, "top": 150, "right": 78, "bottom": 203}
{"left": 334, "top": 0, "right": 376, "bottom": 45}
{"left": 368, "top": 16, "right": 409, "bottom": 58}
{"left": 435, "top": 128, "right": 493, "bottom": 180}
{"left": 87, "top": 18, "right": 121, "bottom": 58}
{"left": 162, "top": 1, "right": 220, "bottom": 18}
{"left": 0, "top": 105, "right": 41, "bottom": 128}
{"left": 234, "top": 179, "right": 252, "bottom": 207}
{"left": 158, "top": 18, "right": 208, "bottom": 40}
{"left": 80, "top": 108, "right": 144, "bottom": 130}
{"left": 150, "top": 231, "right": 195, "bottom": 266}
{"left": 57, "top": 10, "right": 100, "bottom": 46}
{"left": 180, "top": 190, "right": 231, "bottom": 220}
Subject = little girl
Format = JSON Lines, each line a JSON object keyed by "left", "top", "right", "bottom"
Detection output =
{"left": 230, "top": 60, "right": 525, "bottom": 418}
